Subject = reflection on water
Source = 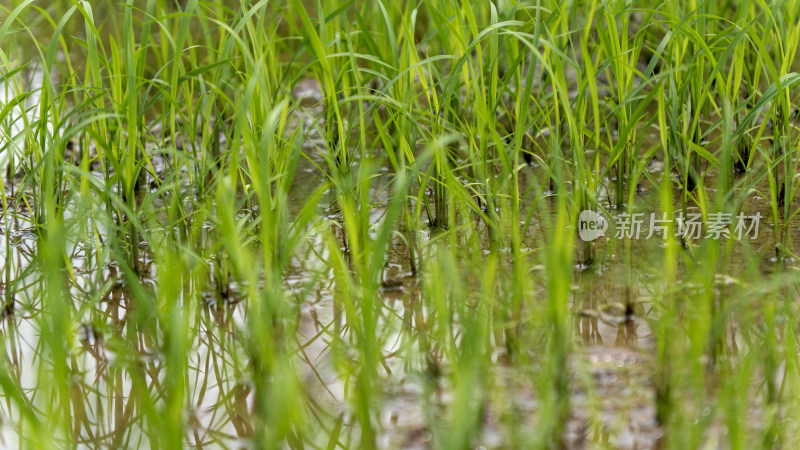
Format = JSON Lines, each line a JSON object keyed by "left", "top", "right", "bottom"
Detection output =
{"left": 0, "top": 175, "right": 760, "bottom": 448}
{"left": 1, "top": 75, "right": 798, "bottom": 448}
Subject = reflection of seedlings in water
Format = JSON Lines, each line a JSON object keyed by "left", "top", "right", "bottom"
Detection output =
{"left": 201, "top": 289, "right": 243, "bottom": 329}
{"left": 99, "top": 273, "right": 132, "bottom": 329}
{"left": 381, "top": 263, "right": 407, "bottom": 290}
{"left": 78, "top": 322, "right": 109, "bottom": 364}
{"left": 0, "top": 298, "right": 14, "bottom": 321}
{"left": 78, "top": 323, "right": 100, "bottom": 345}
{"left": 231, "top": 381, "right": 254, "bottom": 437}
{"left": 8, "top": 229, "right": 36, "bottom": 247}
{"left": 207, "top": 251, "right": 239, "bottom": 303}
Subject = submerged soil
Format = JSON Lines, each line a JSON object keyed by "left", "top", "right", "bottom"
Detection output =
{"left": 0, "top": 73, "right": 796, "bottom": 449}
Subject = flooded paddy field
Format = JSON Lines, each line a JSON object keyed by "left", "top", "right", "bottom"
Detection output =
{"left": 4, "top": 1, "right": 800, "bottom": 449}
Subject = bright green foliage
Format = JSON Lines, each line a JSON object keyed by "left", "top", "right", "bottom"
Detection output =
{"left": 0, "top": 0, "right": 799, "bottom": 448}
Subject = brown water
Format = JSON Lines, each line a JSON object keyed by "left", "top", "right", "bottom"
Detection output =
{"left": 1, "top": 73, "right": 798, "bottom": 448}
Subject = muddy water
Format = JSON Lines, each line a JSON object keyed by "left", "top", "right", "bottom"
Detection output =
{"left": 2, "top": 72, "right": 799, "bottom": 449}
